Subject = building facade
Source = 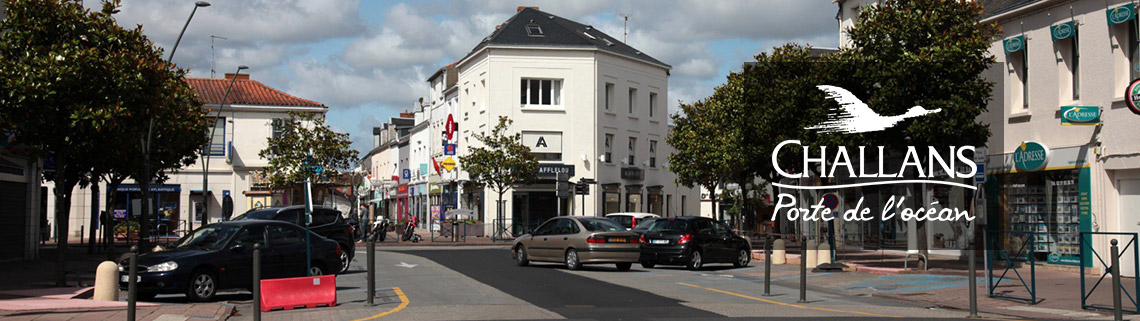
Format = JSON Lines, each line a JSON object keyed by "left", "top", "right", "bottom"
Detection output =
{"left": 363, "top": 7, "right": 701, "bottom": 235}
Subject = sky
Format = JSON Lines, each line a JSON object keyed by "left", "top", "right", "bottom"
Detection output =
{"left": 103, "top": 0, "right": 841, "bottom": 153}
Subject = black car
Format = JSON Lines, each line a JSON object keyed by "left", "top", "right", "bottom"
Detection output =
{"left": 630, "top": 217, "right": 659, "bottom": 235}
{"left": 638, "top": 216, "right": 751, "bottom": 270}
{"left": 118, "top": 220, "right": 342, "bottom": 301}
{"left": 233, "top": 205, "right": 356, "bottom": 273}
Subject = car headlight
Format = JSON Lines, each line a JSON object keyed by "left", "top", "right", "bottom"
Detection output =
{"left": 146, "top": 261, "right": 178, "bottom": 272}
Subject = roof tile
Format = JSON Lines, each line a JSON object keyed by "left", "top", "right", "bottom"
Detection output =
{"left": 187, "top": 77, "right": 326, "bottom": 108}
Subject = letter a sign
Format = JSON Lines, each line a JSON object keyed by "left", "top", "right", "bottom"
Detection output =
{"left": 536, "top": 137, "right": 548, "bottom": 148}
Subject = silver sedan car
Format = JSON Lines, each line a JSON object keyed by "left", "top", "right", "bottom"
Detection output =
{"left": 512, "top": 216, "right": 641, "bottom": 270}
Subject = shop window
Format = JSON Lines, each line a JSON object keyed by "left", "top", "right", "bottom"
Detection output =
{"left": 648, "top": 194, "right": 663, "bottom": 215}
{"left": 532, "top": 152, "right": 562, "bottom": 161}
{"left": 995, "top": 170, "right": 1082, "bottom": 264}
{"left": 604, "top": 191, "right": 620, "bottom": 215}
{"left": 520, "top": 79, "right": 562, "bottom": 107}
{"left": 627, "top": 193, "right": 642, "bottom": 212}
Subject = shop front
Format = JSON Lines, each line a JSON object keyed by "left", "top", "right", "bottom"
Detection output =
{"left": 985, "top": 142, "right": 1092, "bottom": 266}
{"left": 112, "top": 184, "right": 182, "bottom": 237}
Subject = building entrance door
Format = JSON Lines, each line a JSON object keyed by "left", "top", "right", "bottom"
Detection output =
{"left": 1118, "top": 179, "right": 1140, "bottom": 277}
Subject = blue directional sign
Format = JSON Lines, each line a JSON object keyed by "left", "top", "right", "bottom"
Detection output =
{"left": 444, "top": 143, "right": 457, "bottom": 156}
{"left": 402, "top": 169, "right": 411, "bottom": 180}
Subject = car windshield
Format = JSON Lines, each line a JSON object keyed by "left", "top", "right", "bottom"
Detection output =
{"left": 607, "top": 215, "right": 634, "bottom": 228}
{"left": 172, "top": 225, "right": 240, "bottom": 251}
{"left": 646, "top": 220, "right": 690, "bottom": 233}
{"left": 579, "top": 218, "right": 626, "bottom": 232}
{"left": 632, "top": 218, "right": 658, "bottom": 232}
{"left": 231, "top": 209, "right": 277, "bottom": 221}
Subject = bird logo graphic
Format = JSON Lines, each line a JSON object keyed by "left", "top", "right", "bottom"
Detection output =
{"left": 805, "top": 85, "right": 941, "bottom": 134}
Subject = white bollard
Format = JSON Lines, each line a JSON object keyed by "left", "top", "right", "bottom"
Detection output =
{"left": 93, "top": 261, "right": 119, "bottom": 301}
{"left": 805, "top": 239, "right": 818, "bottom": 268}
{"left": 772, "top": 239, "right": 787, "bottom": 264}
{"left": 818, "top": 242, "right": 832, "bottom": 265}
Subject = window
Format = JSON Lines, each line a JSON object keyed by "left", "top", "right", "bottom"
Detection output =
{"left": 648, "top": 194, "right": 663, "bottom": 215}
{"left": 520, "top": 79, "right": 561, "bottom": 106}
{"left": 626, "top": 193, "right": 642, "bottom": 212}
{"left": 1072, "top": 29, "right": 1080, "bottom": 101}
{"left": 628, "top": 88, "right": 637, "bottom": 114}
{"left": 206, "top": 117, "right": 225, "bottom": 156}
{"left": 271, "top": 118, "right": 286, "bottom": 139}
{"left": 604, "top": 192, "right": 620, "bottom": 215}
{"left": 604, "top": 134, "right": 613, "bottom": 163}
{"left": 649, "top": 92, "right": 658, "bottom": 117}
{"left": 267, "top": 225, "right": 303, "bottom": 246}
{"left": 605, "top": 83, "right": 614, "bottom": 110}
{"left": 666, "top": 195, "right": 672, "bottom": 217}
{"left": 235, "top": 226, "right": 266, "bottom": 248}
{"left": 533, "top": 153, "right": 562, "bottom": 161}
{"left": 1133, "top": 23, "right": 1139, "bottom": 83}
{"left": 648, "top": 140, "right": 657, "bottom": 168}
{"left": 681, "top": 195, "right": 687, "bottom": 216}
{"left": 526, "top": 24, "right": 543, "bottom": 37}
{"left": 1009, "top": 44, "right": 1028, "bottom": 112}
{"left": 627, "top": 137, "right": 637, "bottom": 165}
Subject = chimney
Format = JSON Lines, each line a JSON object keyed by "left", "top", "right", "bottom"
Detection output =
{"left": 517, "top": 6, "right": 538, "bottom": 12}
{"left": 224, "top": 73, "right": 249, "bottom": 80}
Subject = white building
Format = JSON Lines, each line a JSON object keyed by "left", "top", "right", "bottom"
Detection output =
{"left": 980, "top": 0, "right": 1140, "bottom": 274}
{"left": 45, "top": 73, "right": 330, "bottom": 238}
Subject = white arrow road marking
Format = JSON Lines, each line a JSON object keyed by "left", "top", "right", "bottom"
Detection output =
{"left": 395, "top": 262, "right": 418, "bottom": 269}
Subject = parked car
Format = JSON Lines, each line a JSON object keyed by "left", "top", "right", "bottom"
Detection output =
{"left": 604, "top": 212, "right": 660, "bottom": 230}
{"left": 118, "top": 220, "right": 342, "bottom": 301}
{"left": 512, "top": 216, "right": 640, "bottom": 270}
{"left": 629, "top": 217, "right": 659, "bottom": 235}
{"left": 232, "top": 205, "right": 356, "bottom": 273}
{"left": 639, "top": 216, "right": 751, "bottom": 270}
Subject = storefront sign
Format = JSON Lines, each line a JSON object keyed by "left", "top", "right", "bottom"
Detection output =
{"left": 1012, "top": 141, "right": 1049, "bottom": 172}
{"left": 1003, "top": 35, "right": 1025, "bottom": 53}
{"left": 522, "top": 132, "right": 562, "bottom": 153}
{"left": 1051, "top": 21, "right": 1076, "bottom": 41}
{"left": 396, "top": 184, "right": 408, "bottom": 197}
{"left": 620, "top": 167, "right": 644, "bottom": 180}
{"left": 429, "top": 183, "right": 441, "bottom": 194}
{"left": 1108, "top": 3, "right": 1136, "bottom": 25}
{"left": 116, "top": 185, "right": 181, "bottom": 193}
{"left": 1128, "top": 79, "right": 1140, "bottom": 115}
{"left": 537, "top": 164, "right": 574, "bottom": 177}
{"left": 402, "top": 169, "right": 411, "bottom": 180}
{"left": 441, "top": 157, "right": 457, "bottom": 171}
{"left": 112, "top": 209, "right": 127, "bottom": 219}
{"left": 1060, "top": 106, "right": 1101, "bottom": 125}
{"left": 445, "top": 114, "right": 456, "bottom": 140}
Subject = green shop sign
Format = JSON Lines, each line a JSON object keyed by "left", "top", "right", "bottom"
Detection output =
{"left": 1051, "top": 21, "right": 1076, "bottom": 41}
{"left": 1012, "top": 141, "right": 1049, "bottom": 172}
{"left": 1108, "top": 3, "right": 1136, "bottom": 25}
{"left": 1060, "top": 106, "right": 1100, "bottom": 125}
{"left": 1003, "top": 35, "right": 1025, "bottom": 53}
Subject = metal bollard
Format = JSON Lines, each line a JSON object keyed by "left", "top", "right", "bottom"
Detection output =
{"left": 253, "top": 243, "right": 262, "bottom": 321}
{"left": 764, "top": 236, "right": 772, "bottom": 296}
{"left": 367, "top": 235, "right": 376, "bottom": 306}
{"left": 798, "top": 236, "right": 808, "bottom": 303}
{"left": 1112, "top": 239, "right": 1123, "bottom": 321}
{"left": 968, "top": 247, "right": 978, "bottom": 318}
{"left": 127, "top": 245, "right": 138, "bottom": 321}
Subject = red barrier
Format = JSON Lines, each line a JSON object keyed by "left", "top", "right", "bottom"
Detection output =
{"left": 260, "top": 275, "right": 337, "bottom": 311}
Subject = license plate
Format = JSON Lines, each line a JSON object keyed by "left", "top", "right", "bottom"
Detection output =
{"left": 609, "top": 238, "right": 627, "bottom": 243}
{"left": 121, "top": 275, "right": 140, "bottom": 282}
{"left": 650, "top": 239, "right": 669, "bottom": 244}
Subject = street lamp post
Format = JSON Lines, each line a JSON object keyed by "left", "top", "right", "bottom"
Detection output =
{"left": 138, "top": 1, "right": 210, "bottom": 251}
{"left": 201, "top": 65, "right": 248, "bottom": 230}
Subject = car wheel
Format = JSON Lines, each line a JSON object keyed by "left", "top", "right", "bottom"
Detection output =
{"left": 309, "top": 263, "right": 326, "bottom": 276}
{"left": 641, "top": 261, "right": 656, "bottom": 269}
{"left": 616, "top": 262, "right": 632, "bottom": 271}
{"left": 565, "top": 249, "right": 581, "bottom": 270}
{"left": 733, "top": 248, "right": 751, "bottom": 268}
{"left": 686, "top": 249, "right": 704, "bottom": 271}
{"left": 338, "top": 247, "right": 352, "bottom": 274}
{"left": 186, "top": 270, "right": 217, "bottom": 302}
{"left": 515, "top": 246, "right": 529, "bottom": 266}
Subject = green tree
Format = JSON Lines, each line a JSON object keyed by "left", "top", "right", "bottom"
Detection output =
{"left": 667, "top": 99, "right": 730, "bottom": 221}
{"left": 260, "top": 111, "right": 359, "bottom": 191}
{"left": 0, "top": 0, "right": 203, "bottom": 284}
{"left": 457, "top": 116, "right": 538, "bottom": 240}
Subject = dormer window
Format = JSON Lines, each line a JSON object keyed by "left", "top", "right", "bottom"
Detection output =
{"left": 527, "top": 24, "right": 543, "bottom": 37}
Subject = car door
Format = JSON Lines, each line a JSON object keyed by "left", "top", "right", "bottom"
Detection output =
{"left": 711, "top": 221, "right": 735, "bottom": 262}
{"left": 692, "top": 219, "right": 723, "bottom": 260}
{"left": 218, "top": 225, "right": 264, "bottom": 288}
{"left": 547, "top": 219, "right": 578, "bottom": 255}
{"left": 529, "top": 220, "right": 557, "bottom": 260}
{"left": 266, "top": 223, "right": 307, "bottom": 278}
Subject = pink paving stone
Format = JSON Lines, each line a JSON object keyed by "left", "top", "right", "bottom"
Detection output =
{"left": 0, "top": 298, "right": 157, "bottom": 311}
{"left": 0, "top": 287, "right": 93, "bottom": 299}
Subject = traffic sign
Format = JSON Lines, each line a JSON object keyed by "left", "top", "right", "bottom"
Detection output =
{"left": 575, "top": 183, "right": 590, "bottom": 195}
{"left": 441, "top": 157, "right": 457, "bottom": 172}
{"left": 975, "top": 164, "right": 986, "bottom": 183}
{"left": 446, "top": 114, "right": 456, "bottom": 140}
{"left": 444, "top": 143, "right": 456, "bottom": 155}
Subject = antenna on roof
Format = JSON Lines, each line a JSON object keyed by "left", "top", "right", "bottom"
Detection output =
{"left": 210, "top": 35, "right": 227, "bottom": 78}
{"left": 622, "top": 14, "right": 630, "bottom": 43}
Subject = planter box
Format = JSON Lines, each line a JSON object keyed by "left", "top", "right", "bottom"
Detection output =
{"left": 464, "top": 224, "right": 485, "bottom": 237}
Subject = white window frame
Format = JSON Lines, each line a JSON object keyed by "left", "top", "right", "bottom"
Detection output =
{"left": 520, "top": 78, "right": 563, "bottom": 108}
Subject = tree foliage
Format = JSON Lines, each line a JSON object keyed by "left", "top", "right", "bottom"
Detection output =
{"left": 0, "top": 0, "right": 208, "bottom": 284}
{"left": 458, "top": 116, "right": 539, "bottom": 197}
{"left": 260, "top": 111, "right": 359, "bottom": 190}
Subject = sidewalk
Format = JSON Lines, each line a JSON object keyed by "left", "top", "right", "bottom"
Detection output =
{"left": 365, "top": 228, "right": 511, "bottom": 247}
{"left": 751, "top": 248, "right": 1139, "bottom": 320}
{"left": 0, "top": 246, "right": 234, "bottom": 320}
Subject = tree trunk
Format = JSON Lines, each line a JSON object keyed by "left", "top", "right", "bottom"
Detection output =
{"left": 53, "top": 154, "right": 73, "bottom": 287}
{"left": 104, "top": 177, "right": 123, "bottom": 258}
{"left": 87, "top": 180, "right": 99, "bottom": 253}
{"left": 709, "top": 183, "right": 719, "bottom": 221}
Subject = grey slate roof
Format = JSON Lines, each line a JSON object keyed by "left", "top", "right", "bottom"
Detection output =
{"left": 460, "top": 7, "right": 669, "bottom": 69}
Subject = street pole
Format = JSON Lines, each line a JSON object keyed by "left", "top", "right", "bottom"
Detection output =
{"left": 367, "top": 232, "right": 376, "bottom": 305}
{"left": 201, "top": 65, "right": 248, "bottom": 231}
{"left": 764, "top": 235, "right": 772, "bottom": 296}
{"left": 253, "top": 243, "right": 262, "bottom": 321}
{"left": 304, "top": 175, "right": 314, "bottom": 275}
{"left": 798, "top": 236, "right": 808, "bottom": 303}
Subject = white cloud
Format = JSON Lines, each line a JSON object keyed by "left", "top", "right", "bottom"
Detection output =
{"left": 281, "top": 60, "right": 426, "bottom": 110}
